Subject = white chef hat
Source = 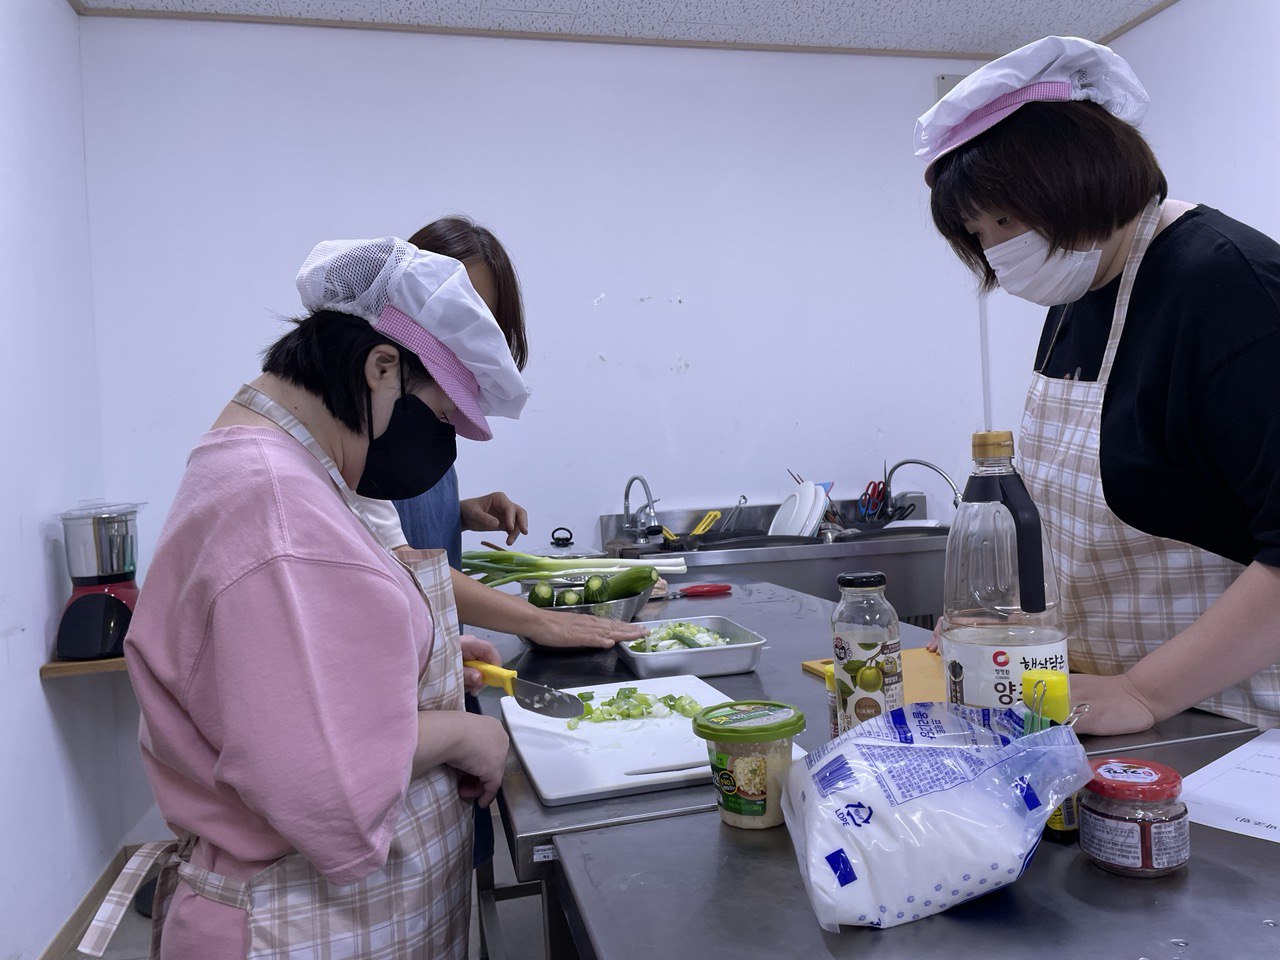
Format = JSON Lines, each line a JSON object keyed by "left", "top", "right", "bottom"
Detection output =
{"left": 296, "top": 238, "right": 529, "bottom": 441}
{"left": 915, "top": 36, "right": 1150, "bottom": 186}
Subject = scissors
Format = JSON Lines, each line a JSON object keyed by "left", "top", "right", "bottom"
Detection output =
{"left": 859, "top": 481, "right": 886, "bottom": 522}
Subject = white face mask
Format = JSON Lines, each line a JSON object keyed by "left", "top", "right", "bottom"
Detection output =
{"left": 984, "top": 230, "right": 1102, "bottom": 306}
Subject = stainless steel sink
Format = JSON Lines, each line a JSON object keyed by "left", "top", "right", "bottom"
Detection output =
{"left": 599, "top": 496, "right": 947, "bottom": 624}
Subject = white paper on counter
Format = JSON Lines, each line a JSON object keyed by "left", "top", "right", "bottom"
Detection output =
{"left": 1180, "top": 729, "right": 1280, "bottom": 843}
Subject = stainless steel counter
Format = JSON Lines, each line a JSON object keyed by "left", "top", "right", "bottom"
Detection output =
{"left": 474, "top": 580, "right": 1266, "bottom": 960}
{"left": 554, "top": 729, "right": 1272, "bottom": 960}
{"left": 473, "top": 581, "right": 1256, "bottom": 883}
{"left": 476, "top": 580, "right": 921, "bottom": 882}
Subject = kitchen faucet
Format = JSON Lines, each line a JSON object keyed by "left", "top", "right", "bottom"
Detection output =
{"left": 621, "top": 475, "right": 663, "bottom": 542}
{"left": 886, "top": 459, "right": 962, "bottom": 509}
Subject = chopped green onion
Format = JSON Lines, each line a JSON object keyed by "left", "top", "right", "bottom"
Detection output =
{"left": 564, "top": 689, "right": 702, "bottom": 728}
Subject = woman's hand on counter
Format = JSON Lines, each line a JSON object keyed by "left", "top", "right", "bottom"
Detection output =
{"left": 1068, "top": 672, "right": 1156, "bottom": 736}
{"left": 1071, "top": 563, "right": 1280, "bottom": 735}
{"left": 927, "top": 621, "right": 941, "bottom": 653}
{"left": 450, "top": 568, "right": 647, "bottom": 649}
{"left": 460, "top": 634, "right": 502, "bottom": 695}
{"left": 528, "top": 610, "right": 648, "bottom": 649}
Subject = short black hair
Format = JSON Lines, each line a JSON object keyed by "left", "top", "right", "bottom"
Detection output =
{"left": 930, "top": 100, "right": 1168, "bottom": 290}
{"left": 262, "top": 310, "right": 431, "bottom": 433}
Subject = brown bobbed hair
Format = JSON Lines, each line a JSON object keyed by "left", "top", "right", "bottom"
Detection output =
{"left": 930, "top": 101, "right": 1168, "bottom": 291}
{"left": 409, "top": 216, "right": 528, "bottom": 371}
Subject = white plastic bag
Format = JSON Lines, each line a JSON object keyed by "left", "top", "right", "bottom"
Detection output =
{"left": 782, "top": 702, "right": 1092, "bottom": 930}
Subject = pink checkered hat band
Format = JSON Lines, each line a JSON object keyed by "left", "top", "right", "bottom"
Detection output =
{"left": 374, "top": 305, "right": 492, "bottom": 441}
{"left": 925, "top": 80, "right": 1072, "bottom": 185}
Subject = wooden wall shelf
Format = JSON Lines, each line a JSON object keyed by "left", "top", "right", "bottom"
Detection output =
{"left": 40, "top": 657, "right": 129, "bottom": 679}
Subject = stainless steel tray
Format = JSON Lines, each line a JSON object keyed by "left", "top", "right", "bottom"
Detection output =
{"left": 617, "top": 616, "right": 766, "bottom": 678}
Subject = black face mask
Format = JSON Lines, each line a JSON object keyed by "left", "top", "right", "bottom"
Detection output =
{"left": 356, "top": 394, "right": 457, "bottom": 501}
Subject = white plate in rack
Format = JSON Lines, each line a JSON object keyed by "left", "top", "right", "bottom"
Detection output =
{"left": 799, "top": 484, "right": 828, "bottom": 536}
{"left": 769, "top": 482, "right": 819, "bottom": 536}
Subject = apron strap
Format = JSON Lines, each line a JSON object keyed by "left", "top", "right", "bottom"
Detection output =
{"left": 232, "top": 384, "right": 389, "bottom": 545}
{"left": 1098, "top": 198, "right": 1163, "bottom": 383}
{"left": 76, "top": 840, "right": 179, "bottom": 957}
{"left": 176, "top": 861, "right": 252, "bottom": 911}
{"left": 232, "top": 384, "right": 443, "bottom": 621}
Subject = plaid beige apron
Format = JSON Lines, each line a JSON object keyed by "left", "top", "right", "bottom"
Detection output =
{"left": 80, "top": 385, "right": 472, "bottom": 959}
{"left": 1020, "top": 199, "right": 1280, "bottom": 730}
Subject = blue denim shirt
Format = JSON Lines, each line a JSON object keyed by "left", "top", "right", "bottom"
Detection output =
{"left": 392, "top": 466, "right": 463, "bottom": 570}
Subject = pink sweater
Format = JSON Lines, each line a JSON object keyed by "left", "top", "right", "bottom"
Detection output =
{"left": 125, "top": 427, "right": 435, "bottom": 957}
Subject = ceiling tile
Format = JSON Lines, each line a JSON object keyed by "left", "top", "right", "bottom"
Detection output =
{"left": 275, "top": 0, "right": 381, "bottom": 21}
{"left": 483, "top": 0, "right": 582, "bottom": 13}
{"left": 661, "top": 19, "right": 743, "bottom": 42}
{"left": 76, "top": 0, "right": 190, "bottom": 9}
{"left": 78, "top": 0, "right": 279, "bottom": 10}
{"left": 753, "top": 0, "right": 860, "bottom": 45}
{"left": 379, "top": 0, "right": 484, "bottom": 28}
{"left": 667, "top": 0, "right": 780, "bottom": 25}
{"left": 472, "top": 8, "right": 576, "bottom": 31}
{"left": 185, "top": 0, "right": 278, "bottom": 11}
{"left": 71, "top": 0, "right": 1175, "bottom": 56}
{"left": 572, "top": 0, "right": 675, "bottom": 39}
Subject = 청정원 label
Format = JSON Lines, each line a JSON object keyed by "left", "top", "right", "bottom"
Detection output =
{"left": 942, "top": 637, "right": 1069, "bottom": 709}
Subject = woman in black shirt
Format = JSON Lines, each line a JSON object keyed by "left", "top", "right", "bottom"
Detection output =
{"left": 918, "top": 36, "right": 1280, "bottom": 735}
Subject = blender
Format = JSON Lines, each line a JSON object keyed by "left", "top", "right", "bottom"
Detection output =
{"left": 55, "top": 502, "right": 144, "bottom": 660}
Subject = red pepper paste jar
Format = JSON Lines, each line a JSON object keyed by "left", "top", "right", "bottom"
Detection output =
{"left": 1078, "top": 757, "right": 1190, "bottom": 878}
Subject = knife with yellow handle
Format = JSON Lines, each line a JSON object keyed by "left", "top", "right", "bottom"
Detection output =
{"left": 464, "top": 660, "right": 586, "bottom": 719}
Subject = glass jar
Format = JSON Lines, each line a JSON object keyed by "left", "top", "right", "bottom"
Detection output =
{"left": 1078, "top": 757, "right": 1190, "bottom": 877}
{"left": 831, "top": 571, "right": 903, "bottom": 732}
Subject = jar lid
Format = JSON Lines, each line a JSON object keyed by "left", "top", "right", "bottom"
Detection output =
{"left": 1085, "top": 757, "right": 1183, "bottom": 802}
{"left": 837, "top": 571, "right": 885, "bottom": 588}
{"left": 692, "top": 701, "right": 805, "bottom": 743}
{"left": 58, "top": 501, "right": 145, "bottom": 521}
{"left": 972, "top": 430, "right": 1014, "bottom": 458}
{"left": 1020, "top": 669, "right": 1070, "bottom": 724}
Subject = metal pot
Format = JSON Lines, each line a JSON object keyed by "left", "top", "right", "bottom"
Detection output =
{"left": 531, "top": 526, "right": 606, "bottom": 561}
{"left": 58, "top": 502, "right": 144, "bottom": 581}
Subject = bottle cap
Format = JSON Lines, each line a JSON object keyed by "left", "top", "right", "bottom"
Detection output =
{"left": 1085, "top": 757, "right": 1183, "bottom": 803}
{"left": 1020, "top": 669, "right": 1070, "bottom": 723}
{"left": 972, "top": 430, "right": 1015, "bottom": 458}
{"left": 837, "top": 571, "right": 886, "bottom": 588}
{"left": 823, "top": 663, "right": 836, "bottom": 691}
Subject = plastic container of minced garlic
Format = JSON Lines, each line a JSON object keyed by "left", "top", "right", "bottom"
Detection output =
{"left": 693, "top": 701, "right": 805, "bottom": 829}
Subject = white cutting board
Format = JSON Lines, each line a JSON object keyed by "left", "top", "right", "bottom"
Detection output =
{"left": 500, "top": 675, "right": 731, "bottom": 806}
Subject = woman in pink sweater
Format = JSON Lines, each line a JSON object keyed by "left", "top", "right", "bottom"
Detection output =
{"left": 102, "top": 239, "right": 529, "bottom": 960}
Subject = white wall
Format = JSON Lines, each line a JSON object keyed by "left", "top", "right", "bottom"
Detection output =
{"left": 1111, "top": 0, "right": 1280, "bottom": 239}
{"left": 0, "top": 1, "right": 139, "bottom": 955}
{"left": 981, "top": 0, "right": 1280, "bottom": 448}
{"left": 77, "top": 18, "right": 985, "bottom": 569}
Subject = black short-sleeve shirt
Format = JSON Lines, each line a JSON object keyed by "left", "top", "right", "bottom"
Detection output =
{"left": 1034, "top": 206, "right": 1280, "bottom": 569}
